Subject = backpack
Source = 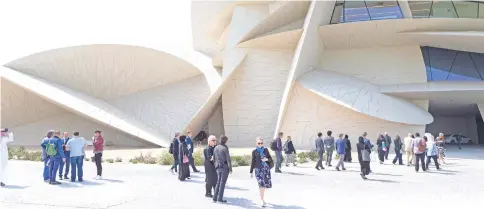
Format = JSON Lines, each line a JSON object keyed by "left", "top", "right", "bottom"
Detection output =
{"left": 169, "top": 142, "right": 174, "bottom": 154}
{"left": 417, "top": 139, "right": 426, "bottom": 152}
{"left": 46, "top": 141, "right": 57, "bottom": 156}
{"left": 270, "top": 140, "right": 277, "bottom": 151}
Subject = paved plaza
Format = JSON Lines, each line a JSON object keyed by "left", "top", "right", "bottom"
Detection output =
{"left": 1, "top": 146, "right": 484, "bottom": 209}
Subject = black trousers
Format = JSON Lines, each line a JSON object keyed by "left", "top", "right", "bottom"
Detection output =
{"left": 384, "top": 145, "right": 391, "bottom": 159}
{"left": 414, "top": 153, "right": 426, "bottom": 171}
{"left": 359, "top": 160, "right": 370, "bottom": 175}
{"left": 189, "top": 155, "right": 198, "bottom": 171}
{"left": 94, "top": 153, "right": 103, "bottom": 176}
{"left": 378, "top": 150, "right": 385, "bottom": 162}
{"left": 426, "top": 155, "right": 440, "bottom": 169}
{"left": 392, "top": 150, "right": 403, "bottom": 165}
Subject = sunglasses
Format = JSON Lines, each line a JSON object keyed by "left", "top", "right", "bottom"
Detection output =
{"left": 257, "top": 142, "right": 263, "bottom": 145}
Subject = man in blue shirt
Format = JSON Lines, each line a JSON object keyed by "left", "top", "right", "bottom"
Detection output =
{"left": 58, "top": 132, "right": 71, "bottom": 180}
{"left": 362, "top": 132, "right": 373, "bottom": 174}
{"left": 66, "top": 132, "right": 87, "bottom": 182}
{"left": 41, "top": 131, "right": 66, "bottom": 185}
{"left": 186, "top": 131, "right": 200, "bottom": 172}
{"left": 275, "top": 132, "right": 283, "bottom": 173}
{"left": 41, "top": 131, "right": 54, "bottom": 182}
{"left": 335, "top": 133, "right": 346, "bottom": 171}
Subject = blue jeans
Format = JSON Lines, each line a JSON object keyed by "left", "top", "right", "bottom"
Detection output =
{"left": 275, "top": 151, "right": 282, "bottom": 171}
{"left": 70, "top": 156, "right": 84, "bottom": 181}
{"left": 43, "top": 158, "right": 50, "bottom": 180}
{"left": 59, "top": 152, "right": 70, "bottom": 177}
{"left": 48, "top": 157, "right": 61, "bottom": 183}
{"left": 171, "top": 157, "right": 179, "bottom": 172}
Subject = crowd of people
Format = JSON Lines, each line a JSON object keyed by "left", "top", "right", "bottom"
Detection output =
{"left": 40, "top": 130, "right": 103, "bottom": 185}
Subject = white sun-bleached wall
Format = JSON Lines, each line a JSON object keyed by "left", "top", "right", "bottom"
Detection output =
{"left": 280, "top": 84, "right": 426, "bottom": 149}
{"left": 222, "top": 49, "right": 294, "bottom": 146}
{"left": 1, "top": 78, "right": 152, "bottom": 147}
{"left": 320, "top": 45, "right": 428, "bottom": 85}
{"left": 110, "top": 74, "right": 211, "bottom": 139}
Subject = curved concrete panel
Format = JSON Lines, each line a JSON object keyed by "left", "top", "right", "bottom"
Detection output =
{"left": 5, "top": 45, "right": 203, "bottom": 100}
{"left": 0, "top": 66, "right": 169, "bottom": 147}
{"left": 297, "top": 70, "right": 434, "bottom": 125}
{"left": 238, "top": 1, "right": 310, "bottom": 43}
{"left": 237, "top": 29, "right": 303, "bottom": 50}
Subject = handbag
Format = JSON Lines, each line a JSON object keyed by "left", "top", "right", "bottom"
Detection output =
{"left": 362, "top": 149, "right": 371, "bottom": 161}
{"left": 182, "top": 146, "right": 189, "bottom": 163}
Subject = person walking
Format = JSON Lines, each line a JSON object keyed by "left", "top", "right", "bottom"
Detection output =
{"left": 92, "top": 130, "right": 104, "bottom": 180}
{"left": 392, "top": 135, "right": 404, "bottom": 165}
{"left": 456, "top": 132, "right": 463, "bottom": 150}
{"left": 250, "top": 137, "right": 273, "bottom": 207}
{"left": 425, "top": 135, "right": 440, "bottom": 170}
{"left": 314, "top": 132, "right": 325, "bottom": 170}
{"left": 343, "top": 135, "right": 352, "bottom": 162}
{"left": 284, "top": 136, "right": 296, "bottom": 167}
{"left": 203, "top": 135, "right": 217, "bottom": 197}
{"left": 213, "top": 135, "right": 232, "bottom": 203}
{"left": 273, "top": 132, "right": 283, "bottom": 173}
{"left": 384, "top": 132, "right": 392, "bottom": 160}
{"left": 170, "top": 132, "right": 180, "bottom": 173}
{"left": 323, "top": 131, "right": 335, "bottom": 167}
{"left": 361, "top": 132, "right": 373, "bottom": 173}
{"left": 41, "top": 131, "right": 54, "bottom": 182}
{"left": 335, "top": 134, "right": 346, "bottom": 171}
{"left": 186, "top": 130, "right": 200, "bottom": 172}
{"left": 412, "top": 133, "right": 427, "bottom": 172}
{"left": 41, "top": 131, "right": 66, "bottom": 185}
{"left": 66, "top": 132, "right": 87, "bottom": 182}
{"left": 376, "top": 134, "right": 386, "bottom": 164}
{"left": 0, "top": 128, "right": 14, "bottom": 187}
{"left": 403, "top": 133, "right": 414, "bottom": 166}
{"left": 436, "top": 133, "right": 446, "bottom": 164}
{"left": 178, "top": 135, "right": 190, "bottom": 181}
{"left": 356, "top": 136, "right": 371, "bottom": 180}
{"left": 58, "top": 132, "right": 71, "bottom": 180}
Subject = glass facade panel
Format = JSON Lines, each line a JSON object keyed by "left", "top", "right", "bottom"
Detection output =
{"left": 409, "top": 1, "right": 432, "bottom": 18}
{"left": 344, "top": 1, "right": 371, "bottom": 22}
{"left": 454, "top": 1, "right": 479, "bottom": 18}
{"left": 330, "top": 1, "right": 403, "bottom": 24}
{"left": 479, "top": 3, "right": 484, "bottom": 19}
{"left": 422, "top": 47, "right": 484, "bottom": 81}
{"left": 410, "top": 1, "right": 484, "bottom": 19}
{"left": 431, "top": 1, "right": 458, "bottom": 18}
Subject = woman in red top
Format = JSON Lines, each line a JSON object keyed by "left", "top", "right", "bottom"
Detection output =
{"left": 92, "top": 130, "right": 104, "bottom": 180}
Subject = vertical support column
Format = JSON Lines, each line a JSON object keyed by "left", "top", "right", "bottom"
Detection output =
{"left": 398, "top": 0, "right": 413, "bottom": 18}
{"left": 273, "top": 0, "right": 336, "bottom": 138}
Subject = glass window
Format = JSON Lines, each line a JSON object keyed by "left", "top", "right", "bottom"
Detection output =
{"left": 448, "top": 52, "right": 482, "bottom": 80}
{"left": 430, "top": 1, "right": 458, "bottom": 18}
{"left": 331, "top": 1, "right": 344, "bottom": 24}
{"left": 344, "top": 1, "right": 370, "bottom": 22}
{"left": 422, "top": 47, "right": 484, "bottom": 81}
{"left": 454, "top": 1, "right": 479, "bottom": 18}
{"left": 479, "top": 3, "right": 484, "bottom": 19}
{"left": 409, "top": 1, "right": 432, "bottom": 18}
{"left": 366, "top": 1, "right": 403, "bottom": 20}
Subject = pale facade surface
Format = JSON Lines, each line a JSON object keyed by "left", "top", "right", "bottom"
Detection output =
{"left": 2, "top": 0, "right": 484, "bottom": 148}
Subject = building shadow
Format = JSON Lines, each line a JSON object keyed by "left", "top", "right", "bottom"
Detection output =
{"left": 225, "top": 197, "right": 306, "bottom": 209}
{"left": 101, "top": 178, "right": 125, "bottom": 183}
{"left": 371, "top": 172, "right": 403, "bottom": 177}
{"left": 2, "top": 185, "right": 29, "bottom": 189}
{"left": 365, "top": 178, "right": 399, "bottom": 183}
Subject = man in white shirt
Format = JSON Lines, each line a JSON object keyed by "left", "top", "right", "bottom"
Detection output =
{"left": 66, "top": 132, "right": 88, "bottom": 182}
{"left": 403, "top": 133, "right": 414, "bottom": 166}
{"left": 0, "top": 128, "right": 14, "bottom": 187}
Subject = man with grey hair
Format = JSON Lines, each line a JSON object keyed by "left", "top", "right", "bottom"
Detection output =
{"left": 42, "top": 130, "right": 55, "bottom": 182}
{"left": 170, "top": 132, "right": 180, "bottom": 173}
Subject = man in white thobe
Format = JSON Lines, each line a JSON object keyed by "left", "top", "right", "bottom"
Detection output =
{"left": 1, "top": 129, "right": 14, "bottom": 187}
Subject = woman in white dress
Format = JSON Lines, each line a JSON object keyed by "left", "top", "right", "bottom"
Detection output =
{"left": 1, "top": 128, "right": 14, "bottom": 187}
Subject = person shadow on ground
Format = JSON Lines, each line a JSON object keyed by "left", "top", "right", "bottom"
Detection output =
{"left": 225, "top": 197, "right": 306, "bottom": 209}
